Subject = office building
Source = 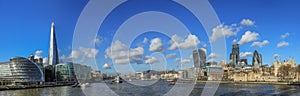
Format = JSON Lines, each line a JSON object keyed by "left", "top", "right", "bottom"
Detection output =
{"left": 47, "top": 22, "right": 60, "bottom": 81}
{"left": 252, "top": 50, "right": 262, "bottom": 68}
{"left": 240, "top": 59, "right": 248, "bottom": 65}
{"left": 193, "top": 48, "right": 206, "bottom": 69}
{"left": 48, "top": 22, "right": 59, "bottom": 67}
{"left": 0, "top": 57, "right": 43, "bottom": 85}
{"left": 230, "top": 44, "right": 240, "bottom": 68}
{"left": 55, "top": 62, "right": 76, "bottom": 82}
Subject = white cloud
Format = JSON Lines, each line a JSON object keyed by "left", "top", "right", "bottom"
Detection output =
{"left": 174, "top": 58, "right": 191, "bottom": 64}
{"left": 168, "top": 34, "right": 200, "bottom": 50}
{"left": 93, "top": 36, "right": 103, "bottom": 46}
{"left": 240, "top": 19, "right": 255, "bottom": 26}
{"left": 105, "top": 40, "right": 144, "bottom": 64}
{"left": 277, "top": 41, "right": 289, "bottom": 48}
{"left": 145, "top": 56, "right": 160, "bottom": 64}
{"left": 207, "top": 59, "right": 217, "bottom": 63}
{"left": 232, "top": 39, "right": 238, "bottom": 44}
{"left": 210, "top": 24, "right": 238, "bottom": 42}
{"left": 201, "top": 43, "right": 207, "bottom": 48}
{"left": 149, "top": 38, "right": 163, "bottom": 52}
{"left": 281, "top": 32, "right": 290, "bottom": 39}
{"left": 35, "top": 50, "right": 43, "bottom": 59}
{"left": 166, "top": 53, "right": 176, "bottom": 59}
{"left": 174, "top": 58, "right": 180, "bottom": 62}
{"left": 68, "top": 50, "right": 80, "bottom": 59}
{"left": 273, "top": 54, "right": 281, "bottom": 59}
{"left": 251, "top": 40, "right": 269, "bottom": 47}
{"left": 208, "top": 53, "right": 219, "bottom": 59}
{"left": 238, "top": 31, "right": 259, "bottom": 45}
{"left": 79, "top": 47, "right": 99, "bottom": 58}
{"left": 189, "top": 54, "right": 193, "bottom": 59}
{"left": 143, "top": 38, "right": 148, "bottom": 43}
{"left": 60, "top": 55, "right": 67, "bottom": 60}
{"left": 240, "top": 52, "right": 253, "bottom": 58}
{"left": 102, "top": 63, "right": 111, "bottom": 69}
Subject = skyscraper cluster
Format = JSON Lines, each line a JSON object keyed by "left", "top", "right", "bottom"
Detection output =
{"left": 229, "top": 44, "right": 263, "bottom": 69}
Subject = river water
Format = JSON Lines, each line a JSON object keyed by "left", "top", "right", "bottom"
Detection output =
{"left": 1, "top": 81, "right": 300, "bottom": 96}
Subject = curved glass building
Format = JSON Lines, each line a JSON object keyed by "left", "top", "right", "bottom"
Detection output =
{"left": 0, "top": 57, "right": 44, "bottom": 85}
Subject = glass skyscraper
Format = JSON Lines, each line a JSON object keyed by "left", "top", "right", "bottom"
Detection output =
{"left": 230, "top": 44, "right": 240, "bottom": 68}
{"left": 48, "top": 22, "right": 59, "bottom": 67}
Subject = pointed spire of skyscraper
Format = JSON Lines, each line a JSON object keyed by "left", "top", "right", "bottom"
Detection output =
{"left": 48, "top": 21, "right": 59, "bottom": 67}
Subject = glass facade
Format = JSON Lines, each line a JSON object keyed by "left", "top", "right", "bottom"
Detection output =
{"left": 55, "top": 62, "right": 92, "bottom": 83}
{"left": 55, "top": 62, "right": 76, "bottom": 82}
{"left": 0, "top": 57, "right": 44, "bottom": 85}
{"left": 73, "top": 63, "right": 92, "bottom": 82}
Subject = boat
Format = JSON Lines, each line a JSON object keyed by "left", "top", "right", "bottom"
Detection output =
{"left": 167, "top": 78, "right": 177, "bottom": 85}
{"left": 112, "top": 76, "right": 123, "bottom": 83}
{"left": 71, "top": 82, "right": 80, "bottom": 88}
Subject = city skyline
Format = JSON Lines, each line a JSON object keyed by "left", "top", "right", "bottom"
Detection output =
{"left": 0, "top": 0, "right": 300, "bottom": 75}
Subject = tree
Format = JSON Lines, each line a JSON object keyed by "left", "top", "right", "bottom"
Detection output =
{"left": 295, "top": 64, "right": 300, "bottom": 81}
{"left": 278, "top": 64, "right": 294, "bottom": 82}
{"left": 295, "top": 64, "right": 300, "bottom": 74}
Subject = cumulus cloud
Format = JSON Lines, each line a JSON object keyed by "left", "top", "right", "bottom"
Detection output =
{"left": 208, "top": 53, "right": 219, "bottom": 59}
{"left": 35, "top": 50, "right": 43, "bottom": 59}
{"left": 240, "top": 19, "right": 255, "bottom": 26}
{"left": 174, "top": 58, "right": 191, "bottom": 64}
{"left": 232, "top": 39, "right": 238, "bottom": 44}
{"left": 281, "top": 32, "right": 290, "bottom": 39}
{"left": 166, "top": 53, "right": 176, "bottom": 59}
{"left": 251, "top": 40, "right": 269, "bottom": 47}
{"left": 60, "top": 55, "right": 67, "bottom": 60}
{"left": 210, "top": 24, "right": 239, "bottom": 42}
{"left": 273, "top": 54, "right": 281, "bottom": 59}
{"left": 240, "top": 52, "right": 253, "bottom": 58}
{"left": 168, "top": 34, "right": 200, "bottom": 50}
{"left": 143, "top": 38, "right": 148, "bottom": 43}
{"left": 189, "top": 54, "right": 193, "bottom": 59}
{"left": 102, "top": 63, "right": 112, "bottom": 69}
{"left": 149, "top": 38, "right": 163, "bottom": 52}
{"left": 105, "top": 40, "right": 144, "bottom": 64}
{"left": 68, "top": 50, "right": 80, "bottom": 59}
{"left": 238, "top": 31, "right": 259, "bottom": 45}
{"left": 277, "top": 41, "right": 289, "bottom": 48}
{"left": 145, "top": 56, "right": 160, "bottom": 64}
{"left": 79, "top": 47, "right": 99, "bottom": 58}
{"left": 63, "top": 47, "right": 99, "bottom": 63}
{"left": 93, "top": 36, "right": 103, "bottom": 46}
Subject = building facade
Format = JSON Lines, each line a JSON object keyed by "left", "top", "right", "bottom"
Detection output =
{"left": 55, "top": 62, "right": 76, "bottom": 82}
{"left": 252, "top": 50, "right": 262, "bottom": 68}
{"left": 193, "top": 49, "right": 206, "bottom": 69}
{"left": 73, "top": 63, "right": 92, "bottom": 82}
{"left": 230, "top": 44, "right": 240, "bottom": 68}
{"left": 48, "top": 22, "right": 59, "bottom": 67}
{"left": 46, "top": 22, "right": 60, "bottom": 82}
{"left": 0, "top": 57, "right": 44, "bottom": 85}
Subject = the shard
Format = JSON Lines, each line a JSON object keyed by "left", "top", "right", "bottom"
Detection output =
{"left": 48, "top": 22, "right": 59, "bottom": 67}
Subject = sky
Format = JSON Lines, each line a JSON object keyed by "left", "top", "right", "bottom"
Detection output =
{"left": 0, "top": 0, "right": 299, "bottom": 75}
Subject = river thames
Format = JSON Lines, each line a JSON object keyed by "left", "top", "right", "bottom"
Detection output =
{"left": 1, "top": 81, "right": 300, "bottom": 96}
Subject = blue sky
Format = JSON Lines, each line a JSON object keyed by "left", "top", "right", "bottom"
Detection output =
{"left": 0, "top": 0, "right": 299, "bottom": 75}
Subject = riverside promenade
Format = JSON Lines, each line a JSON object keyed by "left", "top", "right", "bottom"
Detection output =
{"left": 0, "top": 82, "right": 74, "bottom": 90}
{"left": 196, "top": 80, "right": 299, "bottom": 85}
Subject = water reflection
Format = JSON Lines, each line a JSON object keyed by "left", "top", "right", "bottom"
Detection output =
{"left": 1, "top": 83, "right": 300, "bottom": 96}
{"left": 0, "top": 86, "right": 85, "bottom": 96}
